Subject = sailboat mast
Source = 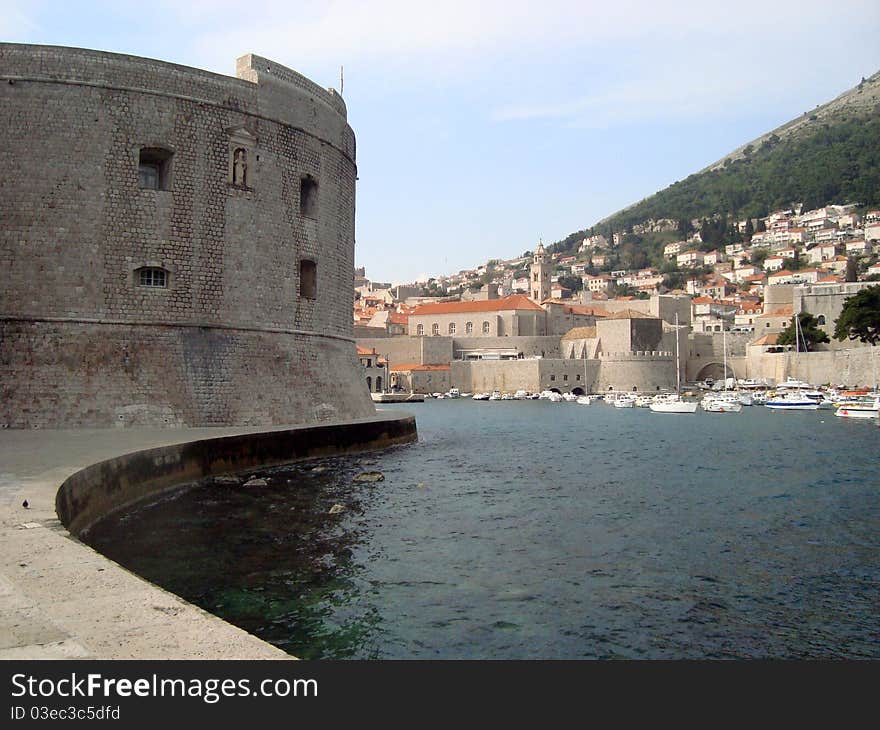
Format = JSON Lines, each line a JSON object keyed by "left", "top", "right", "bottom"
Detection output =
{"left": 675, "top": 312, "right": 681, "bottom": 394}
{"left": 723, "top": 325, "right": 727, "bottom": 388}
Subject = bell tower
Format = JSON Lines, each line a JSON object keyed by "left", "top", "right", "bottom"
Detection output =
{"left": 530, "top": 239, "right": 551, "bottom": 303}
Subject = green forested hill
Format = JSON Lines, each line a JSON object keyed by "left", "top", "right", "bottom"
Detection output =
{"left": 550, "top": 71, "right": 880, "bottom": 257}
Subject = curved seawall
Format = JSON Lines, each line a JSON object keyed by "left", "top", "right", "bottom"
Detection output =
{"left": 58, "top": 414, "right": 417, "bottom": 537}
{"left": 0, "top": 413, "right": 416, "bottom": 658}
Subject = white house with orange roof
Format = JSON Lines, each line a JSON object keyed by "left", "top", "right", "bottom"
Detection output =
{"left": 866, "top": 262, "right": 880, "bottom": 277}
{"left": 663, "top": 241, "right": 685, "bottom": 258}
{"left": 749, "top": 231, "right": 769, "bottom": 247}
{"left": 820, "top": 255, "right": 850, "bottom": 276}
{"left": 703, "top": 250, "right": 723, "bottom": 266}
{"left": 735, "top": 303, "right": 763, "bottom": 328}
{"left": 733, "top": 263, "right": 761, "bottom": 283}
{"left": 768, "top": 269, "right": 822, "bottom": 285}
{"left": 763, "top": 255, "right": 785, "bottom": 272}
{"left": 782, "top": 227, "right": 807, "bottom": 245}
{"left": 807, "top": 242, "right": 838, "bottom": 264}
{"left": 741, "top": 274, "right": 767, "bottom": 296}
{"left": 585, "top": 273, "right": 614, "bottom": 294}
{"left": 677, "top": 249, "right": 705, "bottom": 268}
{"left": 845, "top": 239, "right": 872, "bottom": 256}
{"left": 726, "top": 242, "right": 746, "bottom": 258}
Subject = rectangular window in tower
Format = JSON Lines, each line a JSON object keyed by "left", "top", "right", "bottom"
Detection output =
{"left": 300, "top": 259, "right": 317, "bottom": 299}
{"left": 138, "top": 147, "right": 173, "bottom": 190}
{"left": 300, "top": 176, "right": 318, "bottom": 218}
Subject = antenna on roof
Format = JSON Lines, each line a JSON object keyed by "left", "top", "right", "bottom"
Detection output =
{"left": 340, "top": 65, "right": 344, "bottom": 94}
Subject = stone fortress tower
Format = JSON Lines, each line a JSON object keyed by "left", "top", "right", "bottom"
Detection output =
{"left": 0, "top": 44, "right": 376, "bottom": 428}
{"left": 530, "top": 239, "right": 551, "bottom": 303}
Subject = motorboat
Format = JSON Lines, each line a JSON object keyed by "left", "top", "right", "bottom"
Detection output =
{"left": 471, "top": 392, "right": 490, "bottom": 401}
{"left": 833, "top": 395, "right": 880, "bottom": 419}
{"left": 773, "top": 378, "right": 832, "bottom": 408}
{"left": 612, "top": 394, "right": 636, "bottom": 408}
{"left": 445, "top": 387, "right": 461, "bottom": 398}
{"left": 650, "top": 393, "right": 698, "bottom": 413}
{"left": 702, "top": 397, "right": 742, "bottom": 413}
{"left": 764, "top": 391, "right": 820, "bottom": 410}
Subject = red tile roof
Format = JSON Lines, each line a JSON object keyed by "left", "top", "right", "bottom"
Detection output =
{"left": 410, "top": 294, "right": 543, "bottom": 315}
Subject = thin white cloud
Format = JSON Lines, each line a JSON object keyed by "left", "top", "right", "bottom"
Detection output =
{"left": 493, "top": 72, "right": 756, "bottom": 128}
{"left": 164, "top": 0, "right": 845, "bottom": 72}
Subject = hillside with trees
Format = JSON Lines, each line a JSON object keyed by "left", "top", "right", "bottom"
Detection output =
{"left": 550, "top": 71, "right": 880, "bottom": 258}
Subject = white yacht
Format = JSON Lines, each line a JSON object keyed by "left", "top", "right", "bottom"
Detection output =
{"left": 702, "top": 396, "right": 742, "bottom": 413}
{"left": 833, "top": 394, "right": 880, "bottom": 419}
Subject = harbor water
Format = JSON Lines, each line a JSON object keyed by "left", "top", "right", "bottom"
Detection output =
{"left": 84, "top": 400, "right": 880, "bottom": 659}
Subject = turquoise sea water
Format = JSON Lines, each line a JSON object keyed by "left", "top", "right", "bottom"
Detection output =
{"left": 84, "top": 400, "right": 880, "bottom": 659}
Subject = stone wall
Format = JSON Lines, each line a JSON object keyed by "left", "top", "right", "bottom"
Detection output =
{"left": 358, "top": 336, "right": 454, "bottom": 367}
{"left": 0, "top": 43, "right": 374, "bottom": 427}
{"left": 452, "top": 359, "right": 600, "bottom": 394}
{"left": 746, "top": 346, "right": 879, "bottom": 387}
{"left": 594, "top": 354, "right": 676, "bottom": 392}
{"left": 594, "top": 317, "right": 664, "bottom": 354}
{"left": 453, "top": 335, "right": 562, "bottom": 359}
{"left": 794, "top": 282, "right": 877, "bottom": 348}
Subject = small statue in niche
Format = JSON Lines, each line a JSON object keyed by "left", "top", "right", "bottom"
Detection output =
{"left": 232, "top": 148, "right": 247, "bottom": 186}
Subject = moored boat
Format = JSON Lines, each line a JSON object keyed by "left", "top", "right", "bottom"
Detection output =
{"left": 833, "top": 395, "right": 880, "bottom": 419}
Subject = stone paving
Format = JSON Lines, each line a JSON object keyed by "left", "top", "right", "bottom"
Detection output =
{"left": 0, "top": 426, "right": 300, "bottom": 660}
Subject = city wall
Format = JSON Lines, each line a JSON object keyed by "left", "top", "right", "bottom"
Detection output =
{"left": 1, "top": 43, "right": 373, "bottom": 427}
{"left": 452, "top": 359, "right": 600, "bottom": 394}
{"left": 746, "top": 346, "right": 879, "bottom": 387}
{"left": 594, "top": 354, "right": 676, "bottom": 392}
{"left": 358, "top": 336, "right": 453, "bottom": 366}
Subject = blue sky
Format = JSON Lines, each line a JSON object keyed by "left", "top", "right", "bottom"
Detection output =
{"left": 4, "top": 1, "right": 879, "bottom": 284}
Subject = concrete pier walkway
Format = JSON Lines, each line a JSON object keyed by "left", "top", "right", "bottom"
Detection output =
{"left": 0, "top": 414, "right": 415, "bottom": 659}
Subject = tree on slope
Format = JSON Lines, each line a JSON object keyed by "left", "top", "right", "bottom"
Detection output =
{"left": 834, "top": 285, "right": 880, "bottom": 345}
{"left": 778, "top": 312, "right": 830, "bottom": 351}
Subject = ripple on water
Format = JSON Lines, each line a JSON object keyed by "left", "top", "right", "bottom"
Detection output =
{"left": 83, "top": 401, "right": 880, "bottom": 659}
